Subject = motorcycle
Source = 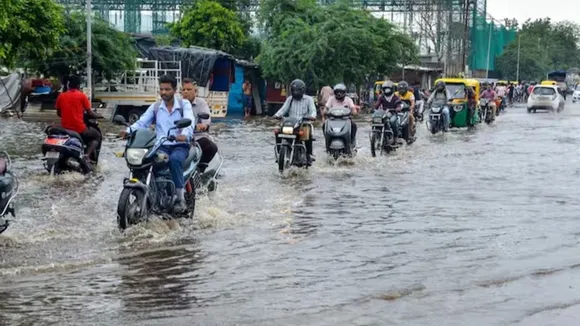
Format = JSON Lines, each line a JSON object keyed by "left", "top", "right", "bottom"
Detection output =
{"left": 41, "top": 118, "right": 102, "bottom": 175}
{"left": 480, "top": 99, "right": 494, "bottom": 124}
{"left": 323, "top": 107, "right": 355, "bottom": 160}
{"left": 369, "top": 108, "right": 398, "bottom": 157}
{"left": 274, "top": 115, "right": 313, "bottom": 173}
{"left": 428, "top": 103, "right": 449, "bottom": 135}
{"left": 113, "top": 113, "right": 209, "bottom": 231}
{"left": 0, "top": 152, "right": 18, "bottom": 235}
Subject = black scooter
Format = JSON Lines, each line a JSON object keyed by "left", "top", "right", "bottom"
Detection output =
{"left": 41, "top": 117, "right": 102, "bottom": 175}
{"left": 323, "top": 107, "right": 355, "bottom": 160}
{"left": 0, "top": 152, "right": 18, "bottom": 235}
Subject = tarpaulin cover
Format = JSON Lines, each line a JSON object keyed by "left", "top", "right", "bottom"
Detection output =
{"left": 148, "top": 46, "right": 234, "bottom": 87}
{"left": 0, "top": 73, "right": 22, "bottom": 113}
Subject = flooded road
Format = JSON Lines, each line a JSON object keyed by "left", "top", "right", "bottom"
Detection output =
{"left": 1, "top": 102, "right": 580, "bottom": 325}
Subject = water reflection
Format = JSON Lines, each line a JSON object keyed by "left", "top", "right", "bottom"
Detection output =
{"left": 116, "top": 242, "right": 207, "bottom": 315}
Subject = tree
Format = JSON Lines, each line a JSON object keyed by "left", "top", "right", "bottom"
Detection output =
{"left": 170, "top": 0, "right": 246, "bottom": 54}
{"left": 28, "top": 12, "right": 136, "bottom": 81}
{"left": 257, "top": 0, "right": 418, "bottom": 88}
{"left": 0, "top": 0, "right": 65, "bottom": 68}
{"left": 496, "top": 18, "right": 580, "bottom": 80}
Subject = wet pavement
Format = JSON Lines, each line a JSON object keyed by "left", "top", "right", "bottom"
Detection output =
{"left": 1, "top": 101, "right": 580, "bottom": 326}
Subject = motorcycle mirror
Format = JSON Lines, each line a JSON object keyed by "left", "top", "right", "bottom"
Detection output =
{"left": 197, "top": 113, "right": 210, "bottom": 120}
{"left": 174, "top": 118, "right": 192, "bottom": 129}
{"left": 113, "top": 115, "right": 128, "bottom": 126}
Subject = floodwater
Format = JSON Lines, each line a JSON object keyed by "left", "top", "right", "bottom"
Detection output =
{"left": 1, "top": 102, "right": 580, "bottom": 326}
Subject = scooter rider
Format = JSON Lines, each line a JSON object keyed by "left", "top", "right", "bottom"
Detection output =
{"left": 322, "top": 83, "right": 359, "bottom": 146}
{"left": 119, "top": 74, "right": 195, "bottom": 213}
{"left": 394, "top": 81, "right": 416, "bottom": 144}
{"left": 274, "top": 79, "right": 317, "bottom": 165}
{"left": 375, "top": 81, "right": 403, "bottom": 141}
{"left": 480, "top": 84, "right": 498, "bottom": 120}
{"left": 180, "top": 78, "right": 218, "bottom": 173}
{"left": 426, "top": 81, "right": 452, "bottom": 132}
{"left": 55, "top": 75, "right": 103, "bottom": 163}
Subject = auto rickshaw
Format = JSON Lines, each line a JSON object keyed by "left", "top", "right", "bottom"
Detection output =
{"left": 433, "top": 78, "right": 481, "bottom": 128}
{"left": 541, "top": 80, "right": 557, "bottom": 86}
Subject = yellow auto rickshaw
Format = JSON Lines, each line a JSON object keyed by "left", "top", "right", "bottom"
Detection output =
{"left": 541, "top": 80, "right": 557, "bottom": 86}
{"left": 433, "top": 78, "right": 480, "bottom": 128}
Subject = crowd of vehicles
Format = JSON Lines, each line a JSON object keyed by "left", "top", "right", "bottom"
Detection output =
{"left": 0, "top": 152, "right": 17, "bottom": 235}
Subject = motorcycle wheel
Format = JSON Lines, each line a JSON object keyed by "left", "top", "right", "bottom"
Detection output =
{"left": 278, "top": 146, "right": 288, "bottom": 173}
{"left": 370, "top": 133, "right": 379, "bottom": 157}
{"left": 117, "top": 188, "right": 146, "bottom": 230}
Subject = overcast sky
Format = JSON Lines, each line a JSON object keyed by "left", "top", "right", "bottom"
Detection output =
{"left": 487, "top": 0, "right": 579, "bottom": 24}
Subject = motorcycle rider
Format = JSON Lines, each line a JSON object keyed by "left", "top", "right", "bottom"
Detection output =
{"left": 480, "top": 84, "right": 498, "bottom": 120}
{"left": 119, "top": 74, "right": 195, "bottom": 212}
{"left": 426, "top": 81, "right": 452, "bottom": 132}
{"left": 180, "top": 78, "right": 218, "bottom": 173}
{"left": 322, "top": 83, "right": 359, "bottom": 146}
{"left": 375, "top": 81, "right": 403, "bottom": 141}
{"left": 55, "top": 75, "right": 103, "bottom": 163}
{"left": 394, "top": 81, "right": 416, "bottom": 144}
{"left": 274, "top": 79, "right": 317, "bottom": 165}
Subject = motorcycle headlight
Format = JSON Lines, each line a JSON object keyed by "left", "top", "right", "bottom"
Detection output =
{"left": 373, "top": 116, "right": 383, "bottom": 123}
{"left": 282, "top": 126, "right": 294, "bottom": 134}
{"left": 431, "top": 107, "right": 441, "bottom": 113}
{"left": 125, "top": 148, "right": 148, "bottom": 165}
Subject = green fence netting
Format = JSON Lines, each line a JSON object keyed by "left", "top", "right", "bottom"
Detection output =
{"left": 470, "top": 14, "right": 516, "bottom": 71}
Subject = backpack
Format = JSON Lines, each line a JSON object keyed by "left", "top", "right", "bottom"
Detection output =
{"left": 151, "top": 99, "right": 185, "bottom": 125}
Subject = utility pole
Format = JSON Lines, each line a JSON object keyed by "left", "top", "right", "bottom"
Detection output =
{"left": 86, "top": 0, "right": 92, "bottom": 101}
{"left": 516, "top": 34, "right": 521, "bottom": 81}
{"left": 461, "top": 0, "right": 471, "bottom": 74}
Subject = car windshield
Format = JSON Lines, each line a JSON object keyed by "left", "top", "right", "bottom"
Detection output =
{"left": 446, "top": 84, "right": 466, "bottom": 99}
{"left": 576, "top": 85, "right": 580, "bottom": 91}
{"left": 533, "top": 87, "right": 556, "bottom": 96}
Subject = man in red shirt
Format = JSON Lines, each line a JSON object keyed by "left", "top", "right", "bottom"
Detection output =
{"left": 55, "top": 75, "right": 102, "bottom": 162}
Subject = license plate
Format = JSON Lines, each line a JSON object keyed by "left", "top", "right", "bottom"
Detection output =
{"left": 430, "top": 114, "right": 441, "bottom": 119}
{"left": 278, "top": 134, "right": 296, "bottom": 139}
{"left": 45, "top": 151, "right": 60, "bottom": 159}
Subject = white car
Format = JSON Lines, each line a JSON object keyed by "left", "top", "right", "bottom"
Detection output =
{"left": 527, "top": 85, "right": 565, "bottom": 113}
{"left": 573, "top": 85, "right": 580, "bottom": 103}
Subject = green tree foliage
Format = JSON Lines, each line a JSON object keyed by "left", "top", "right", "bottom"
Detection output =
{"left": 496, "top": 18, "right": 580, "bottom": 80}
{"left": 28, "top": 12, "right": 136, "bottom": 80}
{"left": 0, "top": 0, "right": 65, "bottom": 67}
{"left": 257, "top": 0, "right": 418, "bottom": 87}
{"left": 170, "top": 0, "right": 246, "bottom": 54}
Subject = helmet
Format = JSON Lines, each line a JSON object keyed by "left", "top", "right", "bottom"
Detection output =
{"left": 435, "top": 81, "right": 446, "bottom": 91}
{"left": 398, "top": 81, "right": 409, "bottom": 95}
{"left": 290, "top": 79, "right": 306, "bottom": 100}
{"left": 382, "top": 80, "right": 395, "bottom": 96}
{"left": 333, "top": 83, "right": 347, "bottom": 100}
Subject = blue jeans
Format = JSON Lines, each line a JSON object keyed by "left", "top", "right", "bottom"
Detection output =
{"left": 160, "top": 144, "right": 189, "bottom": 189}
{"left": 442, "top": 106, "right": 450, "bottom": 130}
{"left": 389, "top": 115, "right": 400, "bottom": 137}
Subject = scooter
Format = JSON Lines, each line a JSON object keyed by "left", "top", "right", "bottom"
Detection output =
{"left": 323, "top": 107, "right": 355, "bottom": 160}
{"left": 0, "top": 152, "right": 18, "bottom": 235}
{"left": 41, "top": 118, "right": 102, "bottom": 175}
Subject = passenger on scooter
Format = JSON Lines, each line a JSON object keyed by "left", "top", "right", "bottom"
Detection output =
{"left": 180, "top": 78, "right": 218, "bottom": 173}
{"left": 394, "top": 81, "right": 416, "bottom": 144}
{"left": 375, "top": 81, "right": 403, "bottom": 141}
{"left": 55, "top": 75, "right": 103, "bottom": 162}
{"left": 322, "top": 83, "right": 359, "bottom": 146}
{"left": 480, "top": 84, "right": 497, "bottom": 120}
{"left": 119, "top": 74, "right": 195, "bottom": 213}
{"left": 274, "top": 79, "right": 317, "bottom": 165}
{"left": 426, "top": 81, "right": 452, "bottom": 132}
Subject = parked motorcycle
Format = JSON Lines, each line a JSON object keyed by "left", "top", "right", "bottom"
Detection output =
{"left": 41, "top": 118, "right": 102, "bottom": 175}
{"left": 480, "top": 99, "right": 494, "bottom": 124}
{"left": 113, "top": 113, "right": 209, "bottom": 231}
{"left": 369, "top": 108, "right": 398, "bottom": 157}
{"left": 0, "top": 152, "right": 18, "bottom": 235}
{"left": 274, "top": 116, "right": 313, "bottom": 173}
{"left": 323, "top": 107, "right": 355, "bottom": 160}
